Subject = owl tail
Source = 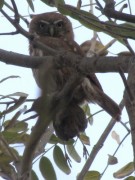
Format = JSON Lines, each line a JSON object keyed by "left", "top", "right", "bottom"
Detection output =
{"left": 96, "top": 91, "right": 121, "bottom": 121}
{"left": 82, "top": 77, "right": 121, "bottom": 121}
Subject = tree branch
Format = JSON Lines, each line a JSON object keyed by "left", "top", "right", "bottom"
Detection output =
{"left": 77, "top": 100, "right": 125, "bottom": 180}
{"left": 4, "top": 1, "right": 29, "bottom": 26}
{"left": 0, "top": 48, "right": 134, "bottom": 73}
{"left": 103, "top": 1, "right": 135, "bottom": 23}
{"left": 0, "top": 9, "right": 57, "bottom": 55}
{"left": 124, "top": 64, "right": 135, "bottom": 169}
{"left": 11, "top": 0, "right": 20, "bottom": 23}
{"left": 0, "top": 48, "right": 52, "bottom": 68}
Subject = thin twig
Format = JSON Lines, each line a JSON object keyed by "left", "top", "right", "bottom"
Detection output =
{"left": 0, "top": 98, "right": 35, "bottom": 105}
{"left": 0, "top": 9, "right": 30, "bottom": 39}
{"left": 88, "top": 109, "right": 104, "bottom": 120}
{"left": 77, "top": 99, "right": 124, "bottom": 180}
{"left": 11, "top": 0, "right": 20, "bottom": 23}
{"left": 119, "top": 67, "right": 134, "bottom": 102}
{"left": 95, "top": 0, "right": 104, "bottom": 11}
{"left": 21, "top": 114, "right": 38, "bottom": 122}
{"left": 101, "top": 131, "right": 130, "bottom": 176}
{"left": 123, "top": 39, "right": 135, "bottom": 55}
{"left": 0, "top": 9, "right": 57, "bottom": 55}
{"left": 127, "top": 0, "right": 132, "bottom": 14}
{"left": 0, "top": 31, "right": 19, "bottom": 35}
{"left": 120, "top": 120, "right": 130, "bottom": 132}
{"left": 4, "top": 1, "right": 29, "bottom": 26}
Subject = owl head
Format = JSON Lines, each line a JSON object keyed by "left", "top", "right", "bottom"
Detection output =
{"left": 29, "top": 12, "right": 74, "bottom": 41}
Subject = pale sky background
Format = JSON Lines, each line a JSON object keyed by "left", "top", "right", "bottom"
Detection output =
{"left": 0, "top": 0, "right": 134, "bottom": 179}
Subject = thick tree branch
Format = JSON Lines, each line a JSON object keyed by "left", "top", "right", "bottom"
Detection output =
{"left": 0, "top": 48, "right": 134, "bottom": 73}
{"left": 0, "top": 48, "right": 52, "bottom": 68}
{"left": 103, "top": 1, "right": 135, "bottom": 23}
{"left": 124, "top": 64, "right": 135, "bottom": 169}
{"left": 20, "top": 116, "right": 52, "bottom": 180}
{"left": 33, "top": 122, "right": 54, "bottom": 158}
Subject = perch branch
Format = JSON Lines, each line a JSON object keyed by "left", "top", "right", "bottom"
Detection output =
{"left": 0, "top": 48, "right": 134, "bottom": 73}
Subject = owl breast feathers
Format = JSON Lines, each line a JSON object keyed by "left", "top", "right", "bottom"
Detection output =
{"left": 29, "top": 12, "right": 120, "bottom": 140}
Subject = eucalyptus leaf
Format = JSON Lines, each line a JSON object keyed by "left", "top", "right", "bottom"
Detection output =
{"left": 39, "top": 157, "right": 57, "bottom": 180}
{"left": 26, "top": 0, "right": 34, "bottom": 12}
{"left": 83, "top": 171, "right": 100, "bottom": 180}
{"left": 2, "top": 131, "right": 29, "bottom": 144}
{"left": 66, "top": 144, "right": 81, "bottom": 163}
{"left": 53, "top": 145, "right": 71, "bottom": 174}
{"left": 113, "top": 162, "right": 134, "bottom": 178}
{"left": 58, "top": 4, "right": 135, "bottom": 41}
{"left": 0, "top": 0, "right": 4, "bottom": 9}
{"left": 31, "top": 170, "right": 39, "bottom": 180}
{"left": 79, "top": 133, "right": 90, "bottom": 145}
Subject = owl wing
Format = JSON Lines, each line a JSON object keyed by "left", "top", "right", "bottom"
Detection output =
{"left": 30, "top": 36, "right": 83, "bottom": 88}
{"left": 30, "top": 36, "right": 103, "bottom": 92}
{"left": 87, "top": 74, "right": 103, "bottom": 91}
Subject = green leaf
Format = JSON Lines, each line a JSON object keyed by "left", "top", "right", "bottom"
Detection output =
{"left": 58, "top": 4, "right": 135, "bottom": 41}
{"left": 124, "top": 176, "right": 135, "bottom": 180}
{"left": 4, "top": 120, "right": 28, "bottom": 133}
{"left": 26, "top": 0, "right": 34, "bottom": 12}
{"left": 40, "top": 0, "right": 56, "bottom": 7}
{"left": 79, "top": 133, "right": 90, "bottom": 145}
{"left": 58, "top": 4, "right": 101, "bottom": 32}
{"left": 0, "top": 152, "right": 12, "bottom": 164}
{"left": 49, "top": 134, "right": 74, "bottom": 145}
{"left": 0, "top": 0, "right": 4, "bottom": 9}
{"left": 0, "top": 92, "right": 28, "bottom": 98}
{"left": 66, "top": 144, "right": 81, "bottom": 163}
{"left": 0, "top": 164, "right": 16, "bottom": 178}
{"left": 82, "top": 104, "right": 93, "bottom": 125}
{"left": 113, "top": 162, "right": 134, "bottom": 178}
{"left": 53, "top": 145, "right": 71, "bottom": 174}
{"left": 0, "top": 95, "right": 27, "bottom": 117}
{"left": 0, "top": 75, "right": 20, "bottom": 84}
{"left": 2, "top": 131, "right": 29, "bottom": 144}
{"left": 82, "top": 104, "right": 91, "bottom": 117}
{"left": 0, "top": 146, "right": 19, "bottom": 164}
{"left": 49, "top": 134, "right": 59, "bottom": 144}
{"left": 39, "top": 157, "right": 57, "bottom": 180}
{"left": 55, "top": 0, "right": 65, "bottom": 7}
{"left": 31, "top": 170, "right": 39, "bottom": 180}
{"left": 83, "top": 171, "right": 100, "bottom": 180}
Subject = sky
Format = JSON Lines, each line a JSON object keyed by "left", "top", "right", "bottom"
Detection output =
{"left": 0, "top": 0, "right": 134, "bottom": 180}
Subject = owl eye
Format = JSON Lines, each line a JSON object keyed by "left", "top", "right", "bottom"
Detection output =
{"left": 38, "top": 20, "right": 49, "bottom": 30}
{"left": 56, "top": 21, "right": 64, "bottom": 28}
{"left": 39, "top": 22, "right": 46, "bottom": 29}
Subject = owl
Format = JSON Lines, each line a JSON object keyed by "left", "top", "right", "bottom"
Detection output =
{"left": 29, "top": 12, "right": 121, "bottom": 140}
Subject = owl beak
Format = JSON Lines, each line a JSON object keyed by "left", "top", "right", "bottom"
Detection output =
{"left": 49, "top": 26, "right": 55, "bottom": 37}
